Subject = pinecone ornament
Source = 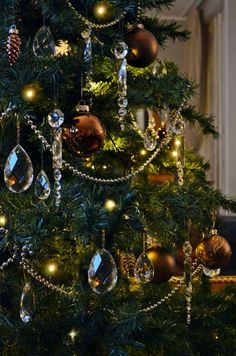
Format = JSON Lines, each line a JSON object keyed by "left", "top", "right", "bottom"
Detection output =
{"left": 120, "top": 251, "right": 136, "bottom": 278}
{"left": 7, "top": 25, "right": 21, "bottom": 66}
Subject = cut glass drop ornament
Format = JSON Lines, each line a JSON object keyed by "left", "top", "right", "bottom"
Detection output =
{"left": 114, "top": 41, "right": 128, "bottom": 59}
{"left": 134, "top": 252, "right": 154, "bottom": 283}
{"left": 20, "top": 283, "right": 35, "bottom": 323}
{"left": 4, "top": 144, "right": 34, "bottom": 193}
{"left": 34, "top": 170, "right": 51, "bottom": 200}
{"left": 118, "top": 58, "right": 127, "bottom": 96}
{"left": 88, "top": 249, "right": 118, "bottom": 294}
{"left": 33, "top": 26, "right": 55, "bottom": 58}
{"left": 48, "top": 109, "right": 64, "bottom": 129}
{"left": 143, "top": 129, "right": 157, "bottom": 151}
{"left": 52, "top": 129, "right": 62, "bottom": 169}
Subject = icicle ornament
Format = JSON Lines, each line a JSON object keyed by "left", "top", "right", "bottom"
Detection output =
{"left": 20, "top": 283, "right": 35, "bottom": 323}
{"left": 114, "top": 41, "right": 128, "bottom": 130}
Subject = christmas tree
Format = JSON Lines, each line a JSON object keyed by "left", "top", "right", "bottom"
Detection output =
{"left": 0, "top": 0, "right": 236, "bottom": 355}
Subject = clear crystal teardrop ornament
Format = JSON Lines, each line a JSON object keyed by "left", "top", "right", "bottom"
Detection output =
{"left": 34, "top": 170, "right": 51, "bottom": 200}
{"left": 33, "top": 26, "right": 55, "bottom": 58}
{"left": 88, "top": 249, "right": 118, "bottom": 294}
{"left": 134, "top": 252, "right": 154, "bottom": 283}
{"left": 118, "top": 58, "right": 127, "bottom": 95}
{"left": 4, "top": 144, "right": 34, "bottom": 193}
{"left": 20, "top": 283, "right": 35, "bottom": 323}
{"left": 143, "top": 130, "right": 157, "bottom": 151}
{"left": 114, "top": 41, "right": 128, "bottom": 59}
{"left": 48, "top": 109, "right": 64, "bottom": 128}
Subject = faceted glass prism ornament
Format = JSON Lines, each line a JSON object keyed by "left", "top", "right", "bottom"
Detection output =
{"left": 170, "top": 118, "right": 184, "bottom": 135}
{"left": 134, "top": 252, "right": 154, "bottom": 283}
{"left": 143, "top": 130, "right": 157, "bottom": 151}
{"left": 203, "top": 267, "right": 220, "bottom": 278}
{"left": 4, "top": 144, "right": 34, "bottom": 193}
{"left": 33, "top": 26, "right": 55, "bottom": 58}
{"left": 81, "top": 27, "right": 92, "bottom": 40}
{"left": 118, "top": 58, "right": 127, "bottom": 95}
{"left": 52, "top": 129, "right": 62, "bottom": 169}
{"left": 88, "top": 249, "right": 118, "bottom": 294}
{"left": 34, "top": 170, "right": 51, "bottom": 200}
{"left": 48, "top": 109, "right": 64, "bottom": 128}
{"left": 20, "top": 283, "right": 35, "bottom": 323}
{"left": 114, "top": 41, "right": 128, "bottom": 59}
{"left": 118, "top": 97, "right": 128, "bottom": 108}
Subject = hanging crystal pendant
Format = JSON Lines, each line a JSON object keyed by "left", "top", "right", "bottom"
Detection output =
{"left": 48, "top": 109, "right": 64, "bottom": 129}
{"left": 183, "top": 240, "right": 192, "bottom": 325}
{"left": 203, "top": 267, "right": 220, "bottom": 277}
{"left": 114, "top": 41, "right": 128, "bottom": 130}
{"left": 20, "top": 283, "right": 35, "bottom": 323}
{"left": 118, "top": 58, "right": 127, "bottom": 96}
{"left": 83, "top": 35, "right": 92, "bottom": 73}
{"left": 4, "top": 144, "right": 34, "bottom": 193}
{"left": 51, "top": 127, "right": 63, "bottom": 208}
{"left": 88, "top": 249, "right": 118, "bottom": 294}
{"left": 143, "top": 129, "right": 157, "bottom": 151}
{"left": 134, "top": 252, "right": 154, "bottom": 283}
{"left": 33, "top": 26, "right": 55, "bottom": 58}
{"left": 52, "top": 129, "right": 62, "bottom": 169}
{"left": 114, "top": 41, "right": 128, "bottom": 59}
{"left": 34, "top": 170, "right": 51, "bottom": 200}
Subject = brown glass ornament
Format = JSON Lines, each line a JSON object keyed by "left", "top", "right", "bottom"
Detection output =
{"left": 63, "top": 105, "right": 106, "bottom": 156}
{"left": 126, "top": 25, "right": 158, "bottom": 68}
{"left": 195, "top": 233, "right": 232, "bottom": 269}
{"left": 146, "top": 246, "right": 176, "bottom": 284}
{"left": 7, "top": 25, "right": 21, "bottom": 66}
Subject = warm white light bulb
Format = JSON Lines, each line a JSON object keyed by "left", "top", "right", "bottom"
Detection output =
{"left": 26, "top": 89, "right": 34, "bottom": 98}
{"left": 97, "top": 5, "right": 106, "bottom": 15}
{"left": 69, "top": 329, "right": 78, "bottom": 342}
{"left": 47, "top": 263, "right": 57, "bottom": 274}
{"left": 140, "top": 149, "right": 147, "bottom": 156}
{"left": 105, "top": 199, "right": 117, "bottom": 211}
{"left": 0, "top": 215, "right": 7, "bottom": 226}
{"left": 175, "top": 139, "right": 181, "bottom": 146}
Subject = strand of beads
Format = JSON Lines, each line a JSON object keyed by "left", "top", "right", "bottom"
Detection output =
{"left": 20, "top": 260, "right": 78, "bottom": 299}
{"left": 0, "top": 244, "right": 19, "bottom": 271}
{"left": 139, "top": 262, "right": 202, "bottom": 315}
{"left": 24, "top": 93, "right": 188, "bottom": 185}
{"left": 65, "top": 0, "right": 127, "bottom": 29}
{"left": 24, "top": 107, "right": 182, "bottom": 185}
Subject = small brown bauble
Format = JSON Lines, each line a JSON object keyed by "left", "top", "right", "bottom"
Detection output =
{"left": 146, "top": 246, "right": 176, "bottom": 284}
{"left": 126, "top": 25, "right": 158, "bottom": 68}
{"left": 195, "top": 234, "right": 232, "bottom": 269}
{"left": 63, "top": 110, "right": 106, "bottom": 156}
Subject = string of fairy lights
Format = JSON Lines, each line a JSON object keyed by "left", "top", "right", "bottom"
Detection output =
{"left": 0, "top": 0, "right": 226, "bottom": 341}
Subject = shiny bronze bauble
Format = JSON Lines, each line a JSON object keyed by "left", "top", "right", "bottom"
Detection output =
{"left": 195, "top": 234, "right": 232, "bottom": 269}
{"left": 146, "top": 246, "right": 176, "bottom": 284}
{"left": 63, "top": 111, "right": 106, "bottom": 156}
{"left": 126, "top": 25, "right": 158, "bottom": 68}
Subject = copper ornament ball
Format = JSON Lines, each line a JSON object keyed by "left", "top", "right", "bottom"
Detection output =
{"left": 146, "top": 246, "right": 176, "bottom": 284}
{"left": 126, "top": 25, "right": 158, "bottom": 68}
{"left": 63, "top": 111, "right": 106, "bottom": 156}
{"left": 195, "top": 234, "right": 232, "bottom": 269}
